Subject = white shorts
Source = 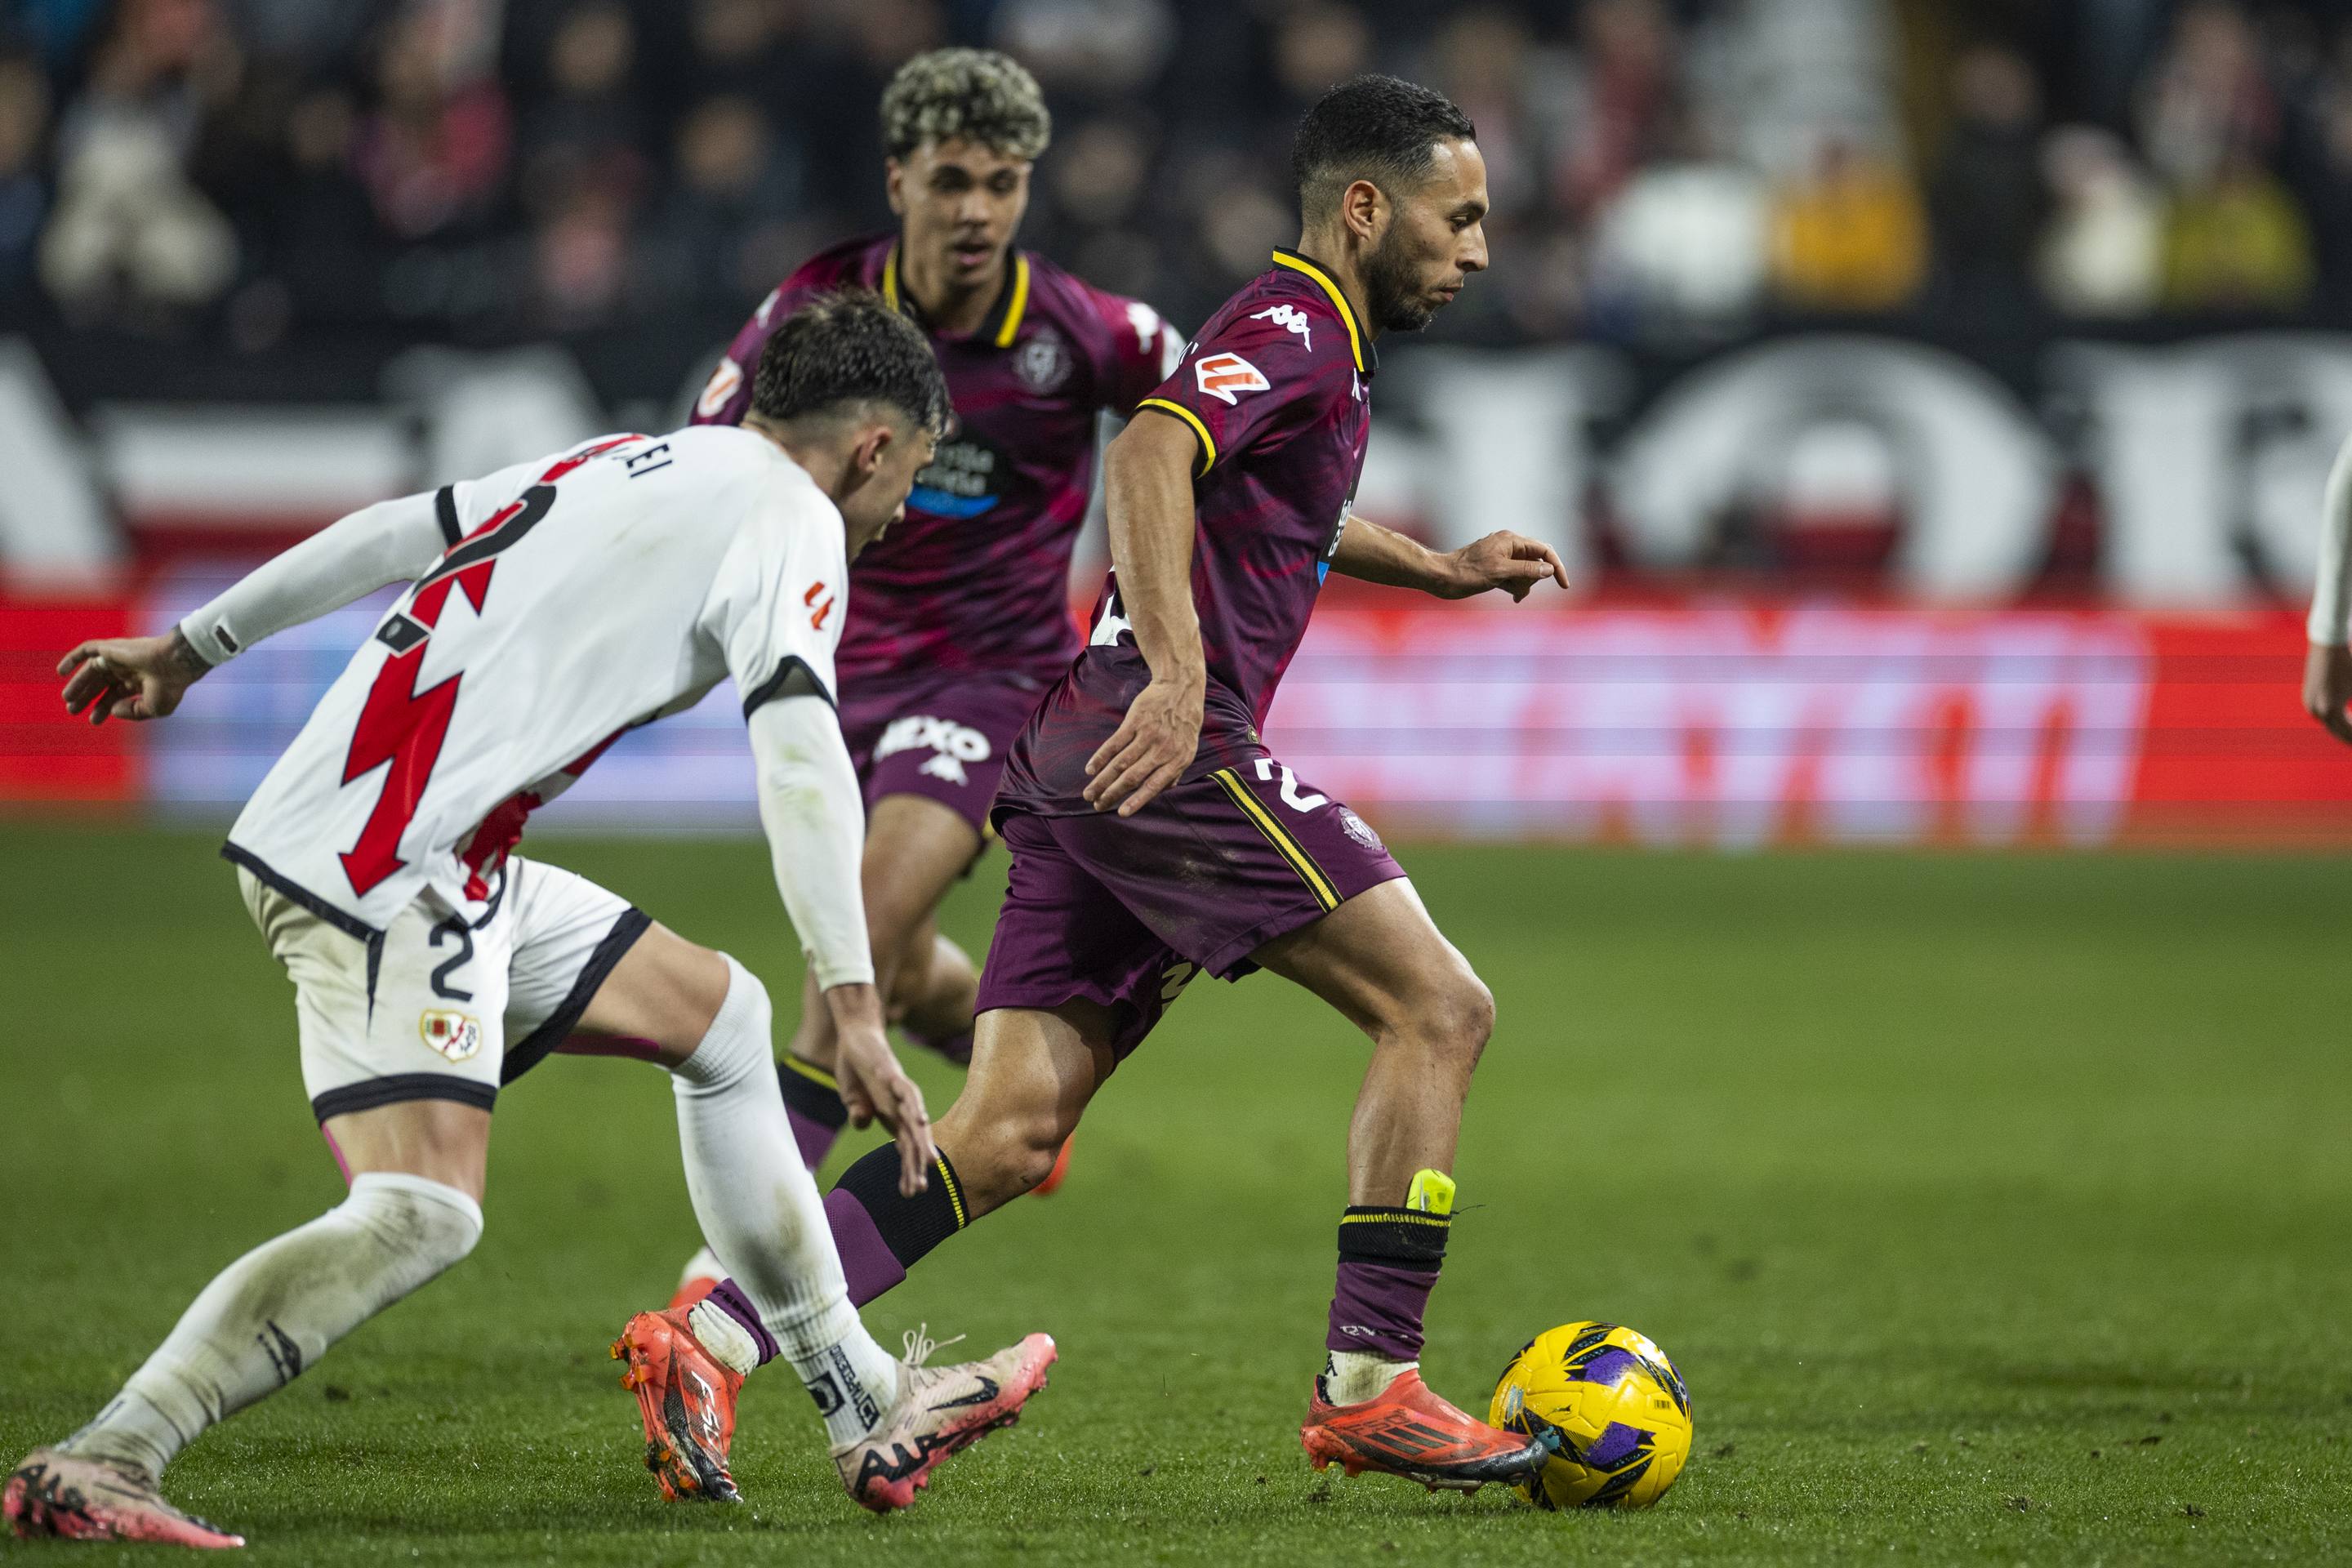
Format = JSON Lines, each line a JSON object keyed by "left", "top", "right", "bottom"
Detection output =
{"left": 240, "top": 854, "right": 649, "bottom": 1121}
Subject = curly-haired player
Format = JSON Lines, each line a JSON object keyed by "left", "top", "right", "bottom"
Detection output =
{"left": 675, "top": 50, "right": 1182, "bottom": 1258}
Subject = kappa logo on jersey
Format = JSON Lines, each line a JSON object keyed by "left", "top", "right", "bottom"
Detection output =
{"left": 419, "top": 1009, "right": 481, "bottom": 1063}
{"left": 875, "top": 714, "right": 991, "bottom": 786}
{"left": 1250, "top": 304, "right": 1314, "bottom": 351}
{"left": 1195, "top": 351, "right": 1269, "bottom": 405}
{"left": 695, "top": 356, "right": 743, "bottom": 421}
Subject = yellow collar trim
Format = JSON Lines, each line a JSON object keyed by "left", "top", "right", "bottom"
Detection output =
{"left": 881, "top": 243, "right": 1030, "bottom": 349}
{"left": 1270, "top": 249, "right": 1365, "bottom": 373}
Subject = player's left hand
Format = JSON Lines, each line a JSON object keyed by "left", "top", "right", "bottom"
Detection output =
{"left": 826, "top": 983, "right": 936, "bottom": 1197}
{"left": 1445, "top": 532, "right": 1570, "bottom": 602}
{"left": 58, "top": 629, "right": 209, "bottom": 725}
{"left": 2303, "top": 641, "right": 2352, "bottom": 748}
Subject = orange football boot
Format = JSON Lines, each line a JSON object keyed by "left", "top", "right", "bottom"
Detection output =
{"left": 5, "top": 1450, "right": 244, "bottom": 1548}
{"left": 611, "top": 1307, "right": 743, "bottom": 1503}
{"left": 1300, "top": 1368, "right": 1553, "bottom": 1493}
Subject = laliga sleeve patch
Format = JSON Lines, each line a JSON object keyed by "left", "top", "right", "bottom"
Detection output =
{"left": 696, "top": 356, "right": 743, "bottom": 420}
{"left": 1195, "top": 351, "right": 1269, "bottom": 405}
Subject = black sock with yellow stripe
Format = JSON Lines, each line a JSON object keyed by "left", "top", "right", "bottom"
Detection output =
{"left": 776, "top": 1056, "right": 849, "bottom": 1168}
{"left": 833, "top": 1144, "right": 969, "bottom": 1272}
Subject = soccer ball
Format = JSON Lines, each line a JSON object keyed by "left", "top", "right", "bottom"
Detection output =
{"left": 1489, "top": 1321, "right": 1692, "bottom": 1509}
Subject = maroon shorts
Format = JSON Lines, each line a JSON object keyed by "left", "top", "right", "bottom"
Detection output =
{"left": 837, "top": 670, "right": 1054, "bottom": 835}
{"left": 973, "top": 754, "right": 1406, "bottom": 1058}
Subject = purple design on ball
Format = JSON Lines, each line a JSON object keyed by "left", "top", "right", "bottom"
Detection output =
{"left": 1579, "top": 1421, "right": 1645, "bottom": 1470}
{"left": 1571, "top": 1347, "right": 1639, "bottom": 1386}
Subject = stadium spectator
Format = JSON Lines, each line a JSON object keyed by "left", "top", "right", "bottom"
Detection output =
{"left": 354, "top": 0, "right": 510, "bottom": 243}
{"left": 38, "top": 0, "right": 238, "bottom": 314}
{"left": 0, "top": 51, "right": 51, "bottom": 294}
{"left": 1927, "top": 44, "right": 2047, "bottom": 320}
{"left": 2037, "top": 124, "right": 2163, "bottom": 317}
{"left": 1768, "top": 134, "right": 1927, "bottom": 312}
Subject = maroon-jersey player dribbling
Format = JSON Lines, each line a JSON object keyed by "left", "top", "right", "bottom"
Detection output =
{"left": 675, "top": 51, "right": 1178, "bottom": 1260}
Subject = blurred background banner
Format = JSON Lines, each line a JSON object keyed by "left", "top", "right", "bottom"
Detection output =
{"left": 2, "top": 0, "right": 2349, "bottom": 836}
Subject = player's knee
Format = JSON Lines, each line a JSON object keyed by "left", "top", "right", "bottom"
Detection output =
{"left": 947, "top": 1104, "right": 1069, "bottom": 1205}
{"left": 674, "top": 954, "right": 770, "bottom": 1089}
{"left": 342, "top": 1170, "right": 484, "bottom": 1269}
{"left": 1422, "top": 965, "right": 1495, "bottom": 1071}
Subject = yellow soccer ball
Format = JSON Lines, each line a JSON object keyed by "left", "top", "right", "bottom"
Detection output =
{"left": 1489, "top": 1321, "right": 1693, "bottom": 1509}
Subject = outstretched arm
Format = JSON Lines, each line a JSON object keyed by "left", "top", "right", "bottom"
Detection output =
{"left": 60, "top": 488, "right": 456, "bottom": 724}
{"left": 746, "top": 693, "right": 935, "bottom": 1196}
{"left": 1330, "top": 514, "right": 1570, "bottom": 602}
{"left": 2304, "top": 431, "right": 2352, "bottom": 747}
{"left": 1082, "top": 408, "right": 1208, "bottom": 817}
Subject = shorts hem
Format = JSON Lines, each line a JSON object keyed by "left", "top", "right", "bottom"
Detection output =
{"left": 311, "top": 1073, "right": 497, "bottom": 1124}
{"left": 500, "top": 907, "right": 653, "bottom": 1087}
{"left": 1196, "top": 866, "right": 1410, "bottom": 980}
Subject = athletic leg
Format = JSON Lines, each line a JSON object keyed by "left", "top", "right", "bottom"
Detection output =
{"left": 1254, "top": 879, "right": 1544, "bottom": 1489}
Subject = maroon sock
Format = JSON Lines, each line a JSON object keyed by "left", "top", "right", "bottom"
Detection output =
{"left": 776, "top": 1058, "right": 847, "bottom": 1169}
{"left": 1326, "top": 1205, "right": 1450, "bottom": 1360}
{"left": 823, "top": 1144, "right": 969, "bottom": 1306}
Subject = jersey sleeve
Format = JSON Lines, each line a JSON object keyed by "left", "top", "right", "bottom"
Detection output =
{"left": 692, "top": 265, "right": 831, "bottom": 425}
{"left": 1133, "top": 305, "right": 1353, "bottom": 476}
{"left": 702, "top": 483, "right": 849, "bottom": 715}
{"left": 1081, "top": 283, "right": 1185, "bottom": 416}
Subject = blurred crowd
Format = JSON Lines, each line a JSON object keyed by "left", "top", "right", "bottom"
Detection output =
{"left": 7, "top": 0, "right": 2352, "bottom": 350}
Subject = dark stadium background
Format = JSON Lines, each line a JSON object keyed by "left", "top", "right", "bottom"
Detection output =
{"left": 2, "top": 6, "right": 2350, "bottom": 1564}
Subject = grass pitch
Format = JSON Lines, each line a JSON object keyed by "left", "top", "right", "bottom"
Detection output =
{"left": 2, "top": 821, "right": 2349, "bottom": 1566}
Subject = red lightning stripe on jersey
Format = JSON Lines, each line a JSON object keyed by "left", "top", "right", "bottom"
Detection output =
{"left": 334, "top": 437, "right": 643, "bottom": 899}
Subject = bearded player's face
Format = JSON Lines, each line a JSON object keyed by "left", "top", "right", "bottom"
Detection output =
{"left": 1364, "top": 137, "right": 1490, "bottom": 333}
{"left": 888, "top": 138, "right": 1032, "bottom": 291}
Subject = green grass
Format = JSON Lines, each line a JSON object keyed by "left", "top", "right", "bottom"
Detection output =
{"left": 4, "top": 821, "right": 2350, "bottom": 1565}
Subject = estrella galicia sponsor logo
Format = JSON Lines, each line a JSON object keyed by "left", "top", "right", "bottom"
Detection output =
{"left": 908, "top": 432, "right": 1007, "bottom": 519}
{"left": 875, "top": 714, "right": 992, "bottom": 787}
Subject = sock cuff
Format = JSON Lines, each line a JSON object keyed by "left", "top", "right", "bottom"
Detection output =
{"left": 835, "top": 1146, "right": 968, "bottom": 1268}
{"left": 347, "top": 1169, "right": 483, "bottom": 1233}
{"left": 1337, "top": 1205, "right": 1449, "bottom": 1269}
{"left": 777, "top": 1055, "right": 849, "bottom": 1129}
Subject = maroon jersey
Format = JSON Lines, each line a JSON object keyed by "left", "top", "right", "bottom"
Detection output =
{"left": 693, "top": 234, "right": 1181, "bottom": 688}
{"left": 997, "top": 249, "right": 1374, "bottom": 815}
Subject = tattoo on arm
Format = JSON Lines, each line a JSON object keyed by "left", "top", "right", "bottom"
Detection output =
{"left": 167, "top": 626, "right": 211, "bottom": 679}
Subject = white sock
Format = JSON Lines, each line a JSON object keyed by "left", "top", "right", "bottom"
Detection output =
{"left": 61, "top": 1172, "right": 482, "bottom": 1475}
{"left": 1323, "top": 1348, "right": 1415, "bottom": 1405}
{"left": 670, "top": 955, "right": 898, "bottom": 1429}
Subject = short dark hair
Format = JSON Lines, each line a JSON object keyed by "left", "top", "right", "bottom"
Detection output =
{"left": 749, "top": 290, "right": 950, "bottom": 436}
{"left": 1290, "top": 74, "right": 1477, "bottom": 226}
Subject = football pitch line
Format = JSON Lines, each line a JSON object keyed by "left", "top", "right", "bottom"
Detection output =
{"left": 2, "top": 822, "right": 2348, "bottom": 1564}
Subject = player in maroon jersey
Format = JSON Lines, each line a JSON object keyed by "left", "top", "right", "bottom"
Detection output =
{"left": 690, "top": 76, "right": 1578, "bottom": 1491}
{"left": 678, "top": 51, "right": 1178, "bottom": 1231}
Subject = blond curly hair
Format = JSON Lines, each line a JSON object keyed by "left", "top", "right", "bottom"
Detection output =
{"left": 880, "top": 47, "right": 1051, "bottom": 162}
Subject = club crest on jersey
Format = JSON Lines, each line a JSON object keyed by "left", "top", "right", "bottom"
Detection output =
{"left": 1014, "top": 327, "right": 1072, "bottom": 393}
{"left": 419, "top": 1009, "right": 481, "bottom": 1064}
{"left": 695, "top": 356, "right": 743, "bottom": 420}
{"left": 876, "top": 715, "right": 991, "bottom": 787}
{"left": 1195, "top": 351, "right": 1268, "bottom": 405}
{"left": 1337, "top": 808, "right": 1383, "bottom": 853}
{"left": 1250, "top": 304, "right": 1314, "bottom": 351}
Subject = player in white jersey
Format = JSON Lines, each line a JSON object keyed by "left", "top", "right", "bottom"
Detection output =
{"left": 7, "top": 293, "right": 1056, "bottom": 1549}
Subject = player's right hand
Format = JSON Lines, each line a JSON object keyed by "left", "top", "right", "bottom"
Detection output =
{"left": 2303, "top": 641, "right": 2352, "bottom": 748}
{"left": 1084, "top": 674, "right": 1202, "bottom": 817}
{"left": 57, "top": 630, "right": 208, "bottom": 725}
{"left": 826, "top": 984, "right": 935, "bottom": 1197}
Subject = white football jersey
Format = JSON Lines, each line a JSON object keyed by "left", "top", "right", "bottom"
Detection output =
{"left": 226, "top": 425, "right": 848, "bottom": 937}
